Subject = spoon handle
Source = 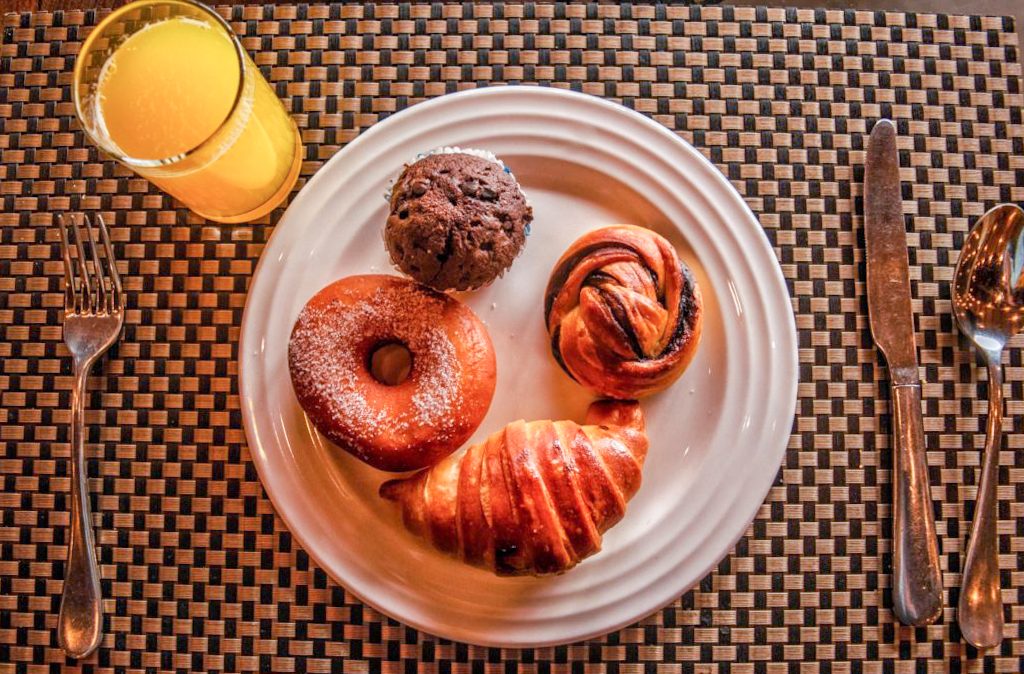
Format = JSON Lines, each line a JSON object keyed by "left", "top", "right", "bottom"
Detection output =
{"left": 891, "top": 383, "right": 943, "bottom": 626}
{"left": 958, "top": 358, "right": 1004, "bottom": 649}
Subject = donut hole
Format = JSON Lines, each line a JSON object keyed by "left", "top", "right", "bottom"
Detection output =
{"left": 369, "top": 341, "right": 413, "bottom": 386}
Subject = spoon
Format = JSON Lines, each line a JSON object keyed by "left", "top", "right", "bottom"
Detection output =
{"left": 951, "top": 203, "right": 1024, "bottom": 649}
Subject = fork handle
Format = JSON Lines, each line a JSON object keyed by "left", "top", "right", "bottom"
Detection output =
{"left": 57, "top": 364, "right": 102, "bottom": 659}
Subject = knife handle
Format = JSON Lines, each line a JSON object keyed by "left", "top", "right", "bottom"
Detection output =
{"left": 890, "top": 383, "right": 943, "bottom": 626}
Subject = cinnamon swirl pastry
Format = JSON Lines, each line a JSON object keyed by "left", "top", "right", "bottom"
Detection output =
{"left": 544, "top": 225, "right": 703, "bottom": 399}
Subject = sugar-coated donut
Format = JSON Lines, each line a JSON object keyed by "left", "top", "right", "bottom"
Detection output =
{"left": 288, "top": 274, "right": 496, "bottom": 472}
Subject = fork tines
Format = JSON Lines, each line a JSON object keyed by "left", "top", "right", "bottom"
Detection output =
{"left": 57, "top": 213, "right": 123, "bottom": 315}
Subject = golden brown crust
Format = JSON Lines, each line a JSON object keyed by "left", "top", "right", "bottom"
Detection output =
{"left": 544, "top": 225, "right": 704, "bottom": 399}
{"left": 379, "top": 400, "right": 648, "bottom": 576}
{"left": 288, "top": 274, "right": 496, "bottom": 472}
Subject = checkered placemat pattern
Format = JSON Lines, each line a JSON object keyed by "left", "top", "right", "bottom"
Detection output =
{"left": 2, "top": 2, "right": 1024, "bottom": 672}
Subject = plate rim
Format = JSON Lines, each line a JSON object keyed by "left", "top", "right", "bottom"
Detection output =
{"left": 239, "top": 86, "right": 798, "bottom": 647}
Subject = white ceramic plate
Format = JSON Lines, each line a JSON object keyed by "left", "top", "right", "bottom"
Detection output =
{"left": 239, "top": 87, "right": 797, "bottom": 647}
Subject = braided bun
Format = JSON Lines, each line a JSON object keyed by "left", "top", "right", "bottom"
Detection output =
{"left": 544, "top": 225, "right": 703, "bottom": 399}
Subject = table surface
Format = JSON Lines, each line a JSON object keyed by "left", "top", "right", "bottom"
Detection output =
{"left": 6, "top": 0, "right": 1023, "bottom": 41}
{"left": 2, "top": 1, "right": 1024, "bottom": 673}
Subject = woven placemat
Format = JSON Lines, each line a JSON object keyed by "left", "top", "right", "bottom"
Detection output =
{"left": 2, "top": 2, "right": 1024, "bottom": 672}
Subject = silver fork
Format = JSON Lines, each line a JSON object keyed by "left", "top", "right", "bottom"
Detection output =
{"left": 55, "top": 213, "right": 123, "bottom": 659}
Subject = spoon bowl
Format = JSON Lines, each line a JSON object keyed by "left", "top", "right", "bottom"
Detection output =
{"left": 951, "top": 202, "right": 1024, "bottom": 649}
{"left": 953, "top": 204, "right": 1024, "bottom": 359}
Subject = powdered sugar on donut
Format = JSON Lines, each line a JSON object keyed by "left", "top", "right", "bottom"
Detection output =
{"left": 409, "top": 330, "right": 460, "bottom": 428}
{"left": 288, "top": 280, "right": 471, "bottom": 465}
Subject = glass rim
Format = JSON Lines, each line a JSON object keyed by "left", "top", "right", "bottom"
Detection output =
{"left": 72, "top": 0, "right": 247, "bottom": 169}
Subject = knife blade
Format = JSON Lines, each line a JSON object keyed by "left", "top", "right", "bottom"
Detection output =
{"left": 864, "top": 119, "right": 943, "bottom": 627}
{"left": 865, "top": 121, "right": 918, "bottom": 385}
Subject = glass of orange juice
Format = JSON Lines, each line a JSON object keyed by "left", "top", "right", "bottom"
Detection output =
{"left": 73, "top": 0, "right": 302, "bottom": 223}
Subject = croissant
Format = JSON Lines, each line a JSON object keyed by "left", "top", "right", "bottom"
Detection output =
{"left": 379, "top": 400, "right": 648, "bottom": 576}
{"left": 545, "top": 225, "right": 703, "bottom": 399}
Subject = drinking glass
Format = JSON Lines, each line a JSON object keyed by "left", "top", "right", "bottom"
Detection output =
{"left": 73, "top": 0, "right": 303, "bottom": 223}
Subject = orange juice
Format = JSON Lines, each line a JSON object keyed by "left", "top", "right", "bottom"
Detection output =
{"left": 98, "top": 17, "right": 238, "bottom": 161}
{"left": 75, "top": 1, "right": 302, "bottom": 223}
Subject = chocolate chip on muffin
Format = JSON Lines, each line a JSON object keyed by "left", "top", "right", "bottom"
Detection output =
{"left": 384, "top": 150, "right": 533, "bottom": 291}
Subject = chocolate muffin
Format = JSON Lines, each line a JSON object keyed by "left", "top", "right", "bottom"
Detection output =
{"left": 384, "top": 150, "right": 533, "bottom": 291}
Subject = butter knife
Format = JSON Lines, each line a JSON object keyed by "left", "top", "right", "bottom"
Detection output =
{"left": 864, "top": 119, "right": 943, "bottom": 626}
